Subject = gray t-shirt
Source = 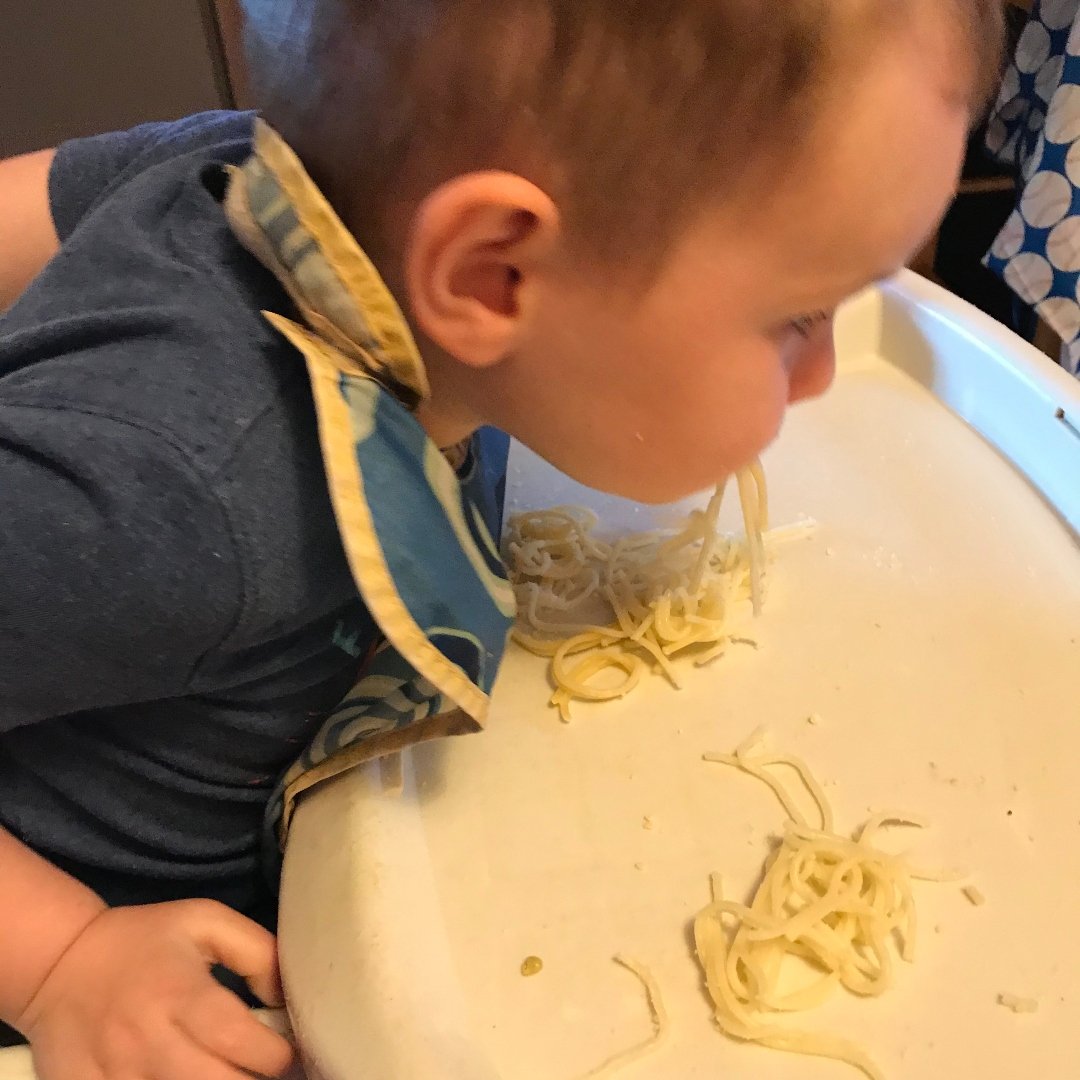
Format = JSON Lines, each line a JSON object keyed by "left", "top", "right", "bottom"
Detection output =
{"left": 0, "top": 112, "right": 378, "bottom": 920}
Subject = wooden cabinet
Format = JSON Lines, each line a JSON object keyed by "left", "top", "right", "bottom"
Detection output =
{"left": 212, "top": 0, "right": 251, "bottom": 109}
{"left": 0, "top": 0, "right": 233, "bottom": 157}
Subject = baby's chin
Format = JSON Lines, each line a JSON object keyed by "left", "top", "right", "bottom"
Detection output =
{"left": 532, "top": 411, "right": 785, "bottom": 506}
{"left": 551, "top": 459, "right": 696, "bottom": 506}
{"left": 576, "top": 457, "right": 761, "bottom": 507}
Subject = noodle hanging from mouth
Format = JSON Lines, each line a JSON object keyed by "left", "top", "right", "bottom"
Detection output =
{"left": 505, "top": 464, "right": 768, "bottom": 720}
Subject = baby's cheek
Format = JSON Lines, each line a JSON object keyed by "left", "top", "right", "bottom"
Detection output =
{"left": 610, "top": 350, "right": 788, "bottom": 500}
{"left": 679, "top": 387, "right": 785, "bottom": 488}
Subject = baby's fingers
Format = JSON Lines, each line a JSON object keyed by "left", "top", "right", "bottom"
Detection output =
{"left": 178, "top": 900, "right": 284, "bottom": 1007}
{"left": 156, "top": 1034, "right": 269, "bottom": 1080}
{"left": 178, "top": 987, "right": 295, "bottom": 1078}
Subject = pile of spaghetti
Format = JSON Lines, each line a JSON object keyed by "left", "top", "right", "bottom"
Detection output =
{"left": 505, "top": 464, "right": 768, "bottom": 720}
{"left": 694, "top": 734, "right": 940, "bottom": 1080}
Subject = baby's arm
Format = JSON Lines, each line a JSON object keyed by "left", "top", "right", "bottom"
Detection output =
{"left": 0, "top": 149, "right": 59, "bottom": 312}
{"left": 0, "top": 825, "right": 295, "bottom": 1080}
{"left": 0, "top": 399, "right": 292, "bottom": 1076}
{"left": 0, "top": 824, "right": 105, "bottom": 1027}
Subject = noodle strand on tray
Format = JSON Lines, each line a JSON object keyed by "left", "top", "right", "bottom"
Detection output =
{"left": 577, "top": 955, "right": 669, "bottom": 1080}
{"left": 694, "top": 738, "right": 944, "bottom": 1080}
{"left": 505, "top": 465, "right": 771, "bottom": 720}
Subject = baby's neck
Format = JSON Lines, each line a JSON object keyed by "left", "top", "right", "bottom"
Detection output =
{"left": 414, "top": 342, "right": 485, "bottom": 449}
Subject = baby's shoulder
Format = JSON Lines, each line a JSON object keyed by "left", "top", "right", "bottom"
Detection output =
{"left": 3, "top": 114, "right": 315, "bottom": 479}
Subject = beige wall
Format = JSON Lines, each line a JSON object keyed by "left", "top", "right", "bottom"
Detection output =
{"left": 0, "top": 1, "right": 228, "bottom": 157}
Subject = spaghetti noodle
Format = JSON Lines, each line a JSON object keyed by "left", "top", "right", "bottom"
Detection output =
{"left": 694, "top": 739, "right": 938, "bottom": 1080}
{"left": 505, "top": 465, "right": 769, "bottom": 720}
{"left": 578, "top": 955, "right": 669, "bottom": 1080}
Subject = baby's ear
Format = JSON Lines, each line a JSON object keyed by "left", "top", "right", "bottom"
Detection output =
{"left": 405, "top": 172, "right": 559, "bottom": 367}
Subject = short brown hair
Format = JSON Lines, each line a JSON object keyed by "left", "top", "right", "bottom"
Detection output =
{"left": 247, "top": 0, "right": 1005, "bottom": 264}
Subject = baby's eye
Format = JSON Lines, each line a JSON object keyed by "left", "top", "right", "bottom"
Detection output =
{"left": 789, "top": 310, "right": 830, "bottom": 338}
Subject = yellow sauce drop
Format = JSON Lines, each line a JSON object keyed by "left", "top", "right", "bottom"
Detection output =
{"left": 520, "top": 955, "right": 544, "bottom": 977}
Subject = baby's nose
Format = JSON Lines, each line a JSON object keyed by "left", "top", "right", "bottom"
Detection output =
{"left": 788, "top": 319, "right": 836, "bottom": 403}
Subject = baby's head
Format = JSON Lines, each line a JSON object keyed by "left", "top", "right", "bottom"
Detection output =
{"left": 248, "top": 0, "right": 1003, "bottom": 503}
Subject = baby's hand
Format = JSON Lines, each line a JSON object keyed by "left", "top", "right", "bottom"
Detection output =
{"left": 17, "top": 899, "right": 296, "bottom": 1080}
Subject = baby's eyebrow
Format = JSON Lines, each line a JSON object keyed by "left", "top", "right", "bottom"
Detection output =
{"left": 830, "top": 263, "right": 900, "bottom": 303}
{"left": 780, "top": 260, "right": 900, "bottom": 319}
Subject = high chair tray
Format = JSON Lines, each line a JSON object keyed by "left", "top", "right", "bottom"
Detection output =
{"left": 279, "top": 270, "right": 1080, "bottom": 1080}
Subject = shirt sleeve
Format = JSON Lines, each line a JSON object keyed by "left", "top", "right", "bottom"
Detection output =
{"left": 0, "top": 401, "right": 243, "bottom": 731}
{"left": 47, "top": 111, "right": 253, "bottom": 242}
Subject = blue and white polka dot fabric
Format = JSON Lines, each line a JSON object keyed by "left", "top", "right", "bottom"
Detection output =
{"left": 985, "top": 0, "right": 1080, "bottom": 376}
